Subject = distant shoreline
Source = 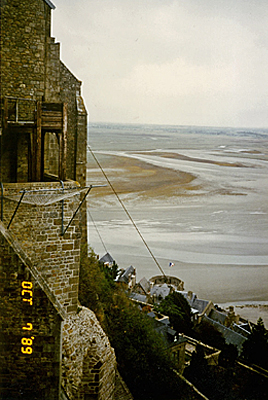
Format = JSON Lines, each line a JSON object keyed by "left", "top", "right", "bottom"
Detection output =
{"left": 87, "top": 129, "right": 268, "bottom": 319}
{"left": 219, "top": 302, "right": 268, "bottom": 326}
{"left": 88, "top": 152, "right": 198, "bottom": 199}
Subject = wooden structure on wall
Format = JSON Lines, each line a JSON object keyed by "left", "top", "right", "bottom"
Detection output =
{"left": 2, "top": 97, "right": 67, "bottom": 182}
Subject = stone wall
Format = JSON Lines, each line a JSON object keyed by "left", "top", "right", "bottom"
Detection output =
{"left": 1, "top": 181, "right": 82, "bottom": 314}
{"left": 149, "top": 275, "right": 184, "bottom": 291}
{"left": 1, "top": 0, "right": 50, "bottom": 100}
{"left": 45, "top": 37, "right": 61, "bottom": 102}
{"left": 62, "top": 307, "right": 117, "bottom": 400}
{"left": 44, "top": 132, "right": 60, "bottom": 176}
{"left": 0, "top": 181, "right": 134, "bottom": 400}
{"left": 0, "top": 3, "right": 127, "bottom": 400}
{"left": 59, "top": 64, "right": 78, "bottom": 181}
{"left": 0, "top": 222, "right": 63, "bottom": 400}
{"left": 1, "top": 0, "right": 87, "bottom": 187}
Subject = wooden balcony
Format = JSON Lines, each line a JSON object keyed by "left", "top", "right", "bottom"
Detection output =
{"left": 2, "top": 97, "right": 67, "bottom": 182}
{"left": 41, "top": 102, "right": 65, "bottom": 131}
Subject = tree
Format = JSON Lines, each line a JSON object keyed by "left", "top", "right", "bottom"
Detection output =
{"left": 79, "top": 245, "right": 114, "bottom": 323}
{"left": 184, "top": 344, "right": 213, "bottom": 395}
{"left": 242, "top": 317, "right": 268, "bottom": 369}
{"left": 194, "top": 319, "right": 225, "bottom": 349}
{"left": 219, "top": 344, "right": 238, "bottom": 367}
{"left": 156, "top": 291, "right": 192, "bottom": 334}
{"left": 105, "top": 292, "right": 184, "bottom": 400}
{"left": 79, "top": 248, "right": 188, "bottom": 399}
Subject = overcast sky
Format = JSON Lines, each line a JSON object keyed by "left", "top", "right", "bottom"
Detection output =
{"left": 52, "top": 0, "right": 268, "bottom": 128}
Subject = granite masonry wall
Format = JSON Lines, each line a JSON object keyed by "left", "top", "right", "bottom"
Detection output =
{"left": 0, "top": 181, "right": 133, "bottom": 400}
{"left": 0, "top": 222, "right": 64, "bottom": 400}
{"left": 0, "top": 0, "right": 50, "bottom": 100}
{"left": 1, "top": 0, "right": 87, "bottom": 187}
{"left": 1, "top": 181, "right": 82, "bottom": 314}
{"left": 0, "top": 2, "right": 132, "bottom": 399}
{"left": 62, "top": 307, "right": 117, "bottom": 400}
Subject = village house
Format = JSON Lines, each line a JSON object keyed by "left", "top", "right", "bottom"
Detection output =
{"left": 122, "top": 270, "right": 251, "bottom": 362}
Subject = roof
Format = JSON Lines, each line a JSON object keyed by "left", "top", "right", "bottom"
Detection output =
{"left": 150, "top": 283, "right": 171, "bottom": 299}
{"left": 99, "top": 252, "right": 114, "bottom": 265}
{"left": 204, "top": 316, "right": 247, "bottom": 354}
{"left": 43, "top": 0, "right": 56, "bottom": 9}
{"left": 117, "top": 265, "right": 135, "bottom": 284}
{"left": 138, "top": 277, "right": 150, "bottom": 294}
{"left": 209, "top": 309, "right": 227, "bottom": 325}
{"left": 129, "top": 293, "right": 148, "bottom": 303}
{"left": 153, "top": 322, "right": 176, "bottom": 345}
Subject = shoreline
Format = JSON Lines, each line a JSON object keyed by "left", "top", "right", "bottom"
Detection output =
{"left": 87, "top": 147, "right": 268, "bottom": 327}
{"left": 219, "top": 302, "right": 268, "bottom": 326}
{"left": 87, "top": 152, "right": 199, "bottom": 199}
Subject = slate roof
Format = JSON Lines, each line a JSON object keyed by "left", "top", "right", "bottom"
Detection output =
{"left": 191, "top": 298, "right": 210, "bottom": 314}
{"left": 129, "top": 293, "right": 148, "bottom": 303}
{"left": 150, "top": 283, "right": 171, "bottom": 299}
{"left": 204, "top": 315, "right": 247, "bottom": 354}
{"left": 178, "top": 291, "right": 211, "bottom": 314}
{"left": 43, "top": 0, "right": 56, "bottom": 9}
{"left": 148, "top": 314, "right": 176, "bottom": 345}
{"left": 209, "top": 309, "right": 227, "bottom": 325}
{"left": 233, "top": 323, "right": 251, "bottom": 338}
{"left": 116, "top": 265, "right": 135, "bottom": 284}
{"left": 138, "top": 277, "right": 150, "bottom": 294}
{"left": 99, "top": 252, "right": 114, "bottom": 265}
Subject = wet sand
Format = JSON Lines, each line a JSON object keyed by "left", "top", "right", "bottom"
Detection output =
{"left": 139, "top": 151, "right": 250, "bottom": 168}
{"left": 88, "top": 152, "right": 200, "bottom": 199}
{"left": 87, "top": 149, "right": 268, "bottom": 325}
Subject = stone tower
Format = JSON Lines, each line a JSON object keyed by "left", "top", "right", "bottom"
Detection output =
{"left": 0, "top": 2, "right": 125, "bottom": 399}
{"left": 0, "top": 1, "right": 122, "bottom": 399}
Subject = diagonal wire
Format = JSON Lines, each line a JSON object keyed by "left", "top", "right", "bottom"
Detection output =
{"left": 87, "top": 145, "right": 166, "bottom": 277}
{"left": 87, "top": 208, "right": 108, "bottom": 254}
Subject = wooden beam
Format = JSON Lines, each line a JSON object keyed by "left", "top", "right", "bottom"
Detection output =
{"left": 32, "top": 121, "right": 37, "bottom": 182}
{"left": 3, "top": 98, "right": 8, "bottom": 130}
{"left": 58, "top": 132, "right": 62, "bottom": 180}
{"left": 36, "top": 101, "right": 42, "bottom": 181}
{"left": 61, "top": 102, "right": 67, "bottom": 181}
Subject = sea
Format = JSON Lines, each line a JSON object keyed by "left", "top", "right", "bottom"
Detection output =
{"left": 86, "top": 123, "right": 268, "bottom": 317}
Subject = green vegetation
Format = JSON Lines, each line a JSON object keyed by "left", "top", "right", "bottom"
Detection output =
{"left": 79, "top": 247, "right": 268, "bottom": 399}
{"left": 155, "top": 291, "right": 192, "bottom": 334}
{"left": 79, "top": 246, "right": 188, "bottom": 400}
{"left": 193, "top": 319, "right": 225, "bottom": 350}
{"left": 242, "top": 317, "right": 268, "bottom": 369}
{"left": 155, "top": 291, "right": 226, "bottom": 350}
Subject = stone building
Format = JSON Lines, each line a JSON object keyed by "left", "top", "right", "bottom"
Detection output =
{"left": 0, "top": 0, "right": 87, "bottom": 187}
{"left": 0, "top": 1, "right": 126, "bottom": 399}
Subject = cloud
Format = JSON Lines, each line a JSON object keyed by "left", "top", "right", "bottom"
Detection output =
{"left": 53, "top": 0, "right": 268, "bottom": 127}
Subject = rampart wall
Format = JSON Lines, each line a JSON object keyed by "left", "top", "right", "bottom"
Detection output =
{"left": 0, "top": 1, "right": 132, "bottom": 399}
{"left": 1, "top": 181, "right": 81, "bottom": 314}
{"left": 62, "top": 307, "right": 117, "bottom": 400}
{"left": 0, "top": 223, "right": 63, "bottom": 400}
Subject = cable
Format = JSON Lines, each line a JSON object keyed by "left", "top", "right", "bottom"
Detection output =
{"left": 87, "top": 145, "right": 166, "bottom": 277}
{"left": 87, "top": 208, "right": 108, "bottom": 254}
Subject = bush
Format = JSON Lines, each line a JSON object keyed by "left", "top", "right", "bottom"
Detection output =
{"left": 193, "top": 320, "right": 225, "bottom": 350}
{"left": 242, "top": 317, "right": 268, "bottom": 369}
{"left": 79, "top": 247, "right": 185, "bottom": 399}
{"left": 79, "top": 245, "right": 114, "bottom": 324}
{"left": 156, "top": 291, "right": 192, "bottom": 334}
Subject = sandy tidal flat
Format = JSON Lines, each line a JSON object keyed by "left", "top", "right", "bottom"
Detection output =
{"left": 87, "top": 124, "right": 268, "bottom": 315}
